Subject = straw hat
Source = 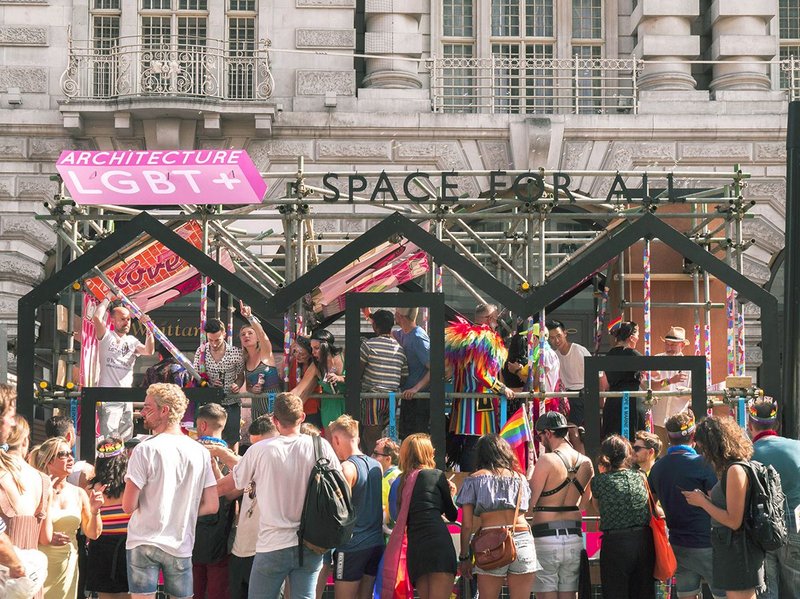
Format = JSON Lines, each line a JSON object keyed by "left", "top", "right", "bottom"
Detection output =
{"left": 661, "top": 326, "right": 690, "bottom": 344}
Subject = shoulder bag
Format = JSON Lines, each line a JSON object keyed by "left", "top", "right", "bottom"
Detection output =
{"left": 470, "top": 474, "right": 523, "bottom": 570}
{"left": 643, "top": 474, "right": 677, "bottom": 581}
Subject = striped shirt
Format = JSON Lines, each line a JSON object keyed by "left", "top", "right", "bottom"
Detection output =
{"left": 360, "top": 336, "right": 408, "bottom": 392}
{"left": 99, "top": 504, "right": 131, "bottom": 535}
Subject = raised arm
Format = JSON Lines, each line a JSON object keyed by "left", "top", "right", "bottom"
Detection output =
{"left": 240, "top": 301, "right": 274, "bottom": 365}
{"left": 92, "top": 298, "right": 110, "bottom": 340}
{"left": 80, "top": 485, "right": 104, "bottom": 540}
{"left": 137, "top": 313, "right": 155, "bottom": 356}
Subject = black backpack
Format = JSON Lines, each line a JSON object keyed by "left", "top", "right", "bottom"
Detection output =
{"left": 737, "top": 460, "right": 789, "bottom": 552}
{"left": 297, "top": 435, "right": 356, "bottom": 564}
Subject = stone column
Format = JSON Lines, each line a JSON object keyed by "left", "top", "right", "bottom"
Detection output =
{"left": 362, "top": 0, "right": 425, "bottom": 89}
{"left": 632, "top": 0, "right": 700, "bottom": 90}
{"left": 708, "top": 0, "right": 775, "bottom": 91}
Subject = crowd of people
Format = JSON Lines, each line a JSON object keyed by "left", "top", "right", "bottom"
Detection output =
{"left": 0, "top": 378, "right": 797, "bottom": 599}
{"left": 1, "top": 298, "right": 798, "bottom": 599}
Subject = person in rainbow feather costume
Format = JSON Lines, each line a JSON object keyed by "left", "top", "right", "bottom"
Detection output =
{"left": 445, "top": 304, "right": 515, "bottom": 471}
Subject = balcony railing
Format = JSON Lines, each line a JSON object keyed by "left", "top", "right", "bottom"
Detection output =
{"left": 60, "top": 35, "right": 274, "bottom": 101}
{"left": 429, "top": 56, "right": 798, "bottom": 115}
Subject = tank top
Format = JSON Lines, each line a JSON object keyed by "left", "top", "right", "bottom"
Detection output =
{"left": 99, "top": 503, "right": 130, "bottom": 535}
{"left": 338, "top": 455, "right": 383, "bottom": 552}
{"left": 0, "top": 469, "right": 48, "bottom": 549}
{"left": 244, "top": 361, "right": 283, "bottom": 393}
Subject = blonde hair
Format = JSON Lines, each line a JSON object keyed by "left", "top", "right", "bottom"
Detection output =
{"left": 397, "top": 433, "right": 436, "bottom": 510}
{"left": 6, "top": 415, "right": 30, "bottom": 455}
{"left": 274, "top": 392, "right": 304, "bottom": 427}
{"left": 396, "top": 307, "right": 418, "bottom": 322}
{"left": 29, "top": 437, "right": 69, "bottom": 474}
{"left": 0, "top": 384, "right": 23, "bottom": 491}
{"left": 147, "top": 383, "right": 189, "bottom": 425}
{"left": 327, "top": 414, "right": 359, "bottom": 438}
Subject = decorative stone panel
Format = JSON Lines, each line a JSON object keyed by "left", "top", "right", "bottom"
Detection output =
{"left": 0, "top": 67, "right": 47, "bottom": 93}
{"left": 318, "top": 141, "right": 390, "bottom": 159}
{"left": 477, "top": 141, "right": 511, "bottom": 170}
{"left": 296, "top": 70, "right": 355, "bottom": 96}
{"left": 679, "top": 142, "right": 752, "bottom": 160}
{"left": 0, "top": 26, "right": 47, "bottom": 46}
{"left": 0, "top": 138, "right": 25, "bottom": 159}
{"left": 0, "top": 254, "right": 45, "bottom": 286}
{"left": 29, "top": 137, "right": 73, "bottom": 160}
{"left": 296, "top": 29, "right": 355, "bottom": 49}
{"left": 754, "top": 143, "right": 786, "bottom": 162}
{"left": 0, "top": 216, "right": 56, "bottom": 252}
{"left": 742, "top": 217, "right": 784, "bottom": 254}
{"left": 296, "top": 0, "right": 355, "bottom": 6}
{"left": 16, "top": 176, "right": 58, "bottom": 200}
{"left": 247, "top": 140, "right": 314, "bottom": 168}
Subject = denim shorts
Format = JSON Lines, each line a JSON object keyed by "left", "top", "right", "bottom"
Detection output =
{"left": 672, "top": 544, "right": 726, "bottom": 599}
{"left": 532, "top": 532, "right": 583, "bottom": 593}
{"left": 474, "top": 529, "right": 541, "bottom": 577}
{"left": 127, "top": 544, "right": 193, "bottom": 598}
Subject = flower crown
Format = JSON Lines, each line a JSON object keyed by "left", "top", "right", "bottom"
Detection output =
{"left": 97, "top": 439, "right": 125, "bottom": 458}
{"left": 748, "top": 397, "right": 778, "bottom": 424}
{"left": 667, "top": 415, "right": 696, "bottom": 439}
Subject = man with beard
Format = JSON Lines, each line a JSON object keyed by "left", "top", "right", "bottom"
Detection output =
{"left": 528, "top": 411, "right": 594, "bottom": 599}
{"left": 193, "top": 318, "right": 245, "bottom": 447}
{"left": 93, "top": 297, "right": 155, "bottom": 440}
{"left": 122, "top": 383, "right": 219, "bottom": 599}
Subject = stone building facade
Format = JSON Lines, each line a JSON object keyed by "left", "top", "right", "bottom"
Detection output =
{"left": 0, "top": 0, "right": 795, "bottom": 381}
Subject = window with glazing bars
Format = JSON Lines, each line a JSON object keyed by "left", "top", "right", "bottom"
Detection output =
{"left": 443, "top": 0, "right": 473, "bottom": 37}
{"left": 442, "top": 43, "right": 476, "bottom": 112}
{"left": 228, "top": 16, "right": 255, "bottom": 99}
{"left": 780, "top": 0, "right": 800, "bottom": 89}
{"left": 92, "top": 15, "right": 120, "bottom": 97}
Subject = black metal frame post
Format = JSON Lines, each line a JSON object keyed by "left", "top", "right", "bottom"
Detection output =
{"left": 784, "top": 102, "right": 800, "bottom": 439}
{"left": 582, "top": 355, "right": 707, "bottom": 458}
{"left": 344, "top": 292, "right": 446, "bottom": 469}
{"left": 79, "top": 386, "right": 224, "bottom": 459}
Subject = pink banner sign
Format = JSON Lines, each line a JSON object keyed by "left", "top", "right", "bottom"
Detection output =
{"left": 56, "top": 150, "right": 267, "bottom": 205}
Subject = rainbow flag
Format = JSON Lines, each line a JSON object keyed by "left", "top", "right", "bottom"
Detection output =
{"left": 500, "top": 407, "right": 533, "bottom": 448}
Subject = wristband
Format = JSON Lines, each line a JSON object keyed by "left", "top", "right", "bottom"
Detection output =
{"left": 458, "top": 555, "right": 470, "bottom": 561}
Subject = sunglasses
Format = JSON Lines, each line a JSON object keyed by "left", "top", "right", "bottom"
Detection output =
{"left": 55, "top": 450, "right": 73, "bottom": 459}
{"left": 632, "top": 445, "right": 648, "bottom": 452}
{"left": 371, "top": 451, "right": 389, "bottom": 458}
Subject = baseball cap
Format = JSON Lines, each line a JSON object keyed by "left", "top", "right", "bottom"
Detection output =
{"left": 534, "top": 411, "right": 577, "bottom": 433}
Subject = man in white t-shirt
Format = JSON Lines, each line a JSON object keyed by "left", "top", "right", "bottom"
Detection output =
{"left": 207, "top": 413, "right": 279, "bottom": 599}
{"left": 218, "top": 392, "right": 341, "bottom": 599}
{"left": 547, "top": 320, "right": 592, "bottom": 452}
{"left": 122, "top": 383, "right": 218, "bottom": 599}
{"left": 93, "top": 298, "right": 154, "bottom": 440}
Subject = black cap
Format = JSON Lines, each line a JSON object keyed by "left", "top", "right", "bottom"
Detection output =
{"left": 534, "top": 411, "right": 576, "bottom": 433}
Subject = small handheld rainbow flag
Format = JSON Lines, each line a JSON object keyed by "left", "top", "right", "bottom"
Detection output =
{"left": 607, "top": 315, "right": 623, "bottom": 334}
{"left": 500, "top": 406, "right": 533, "bottom": 448}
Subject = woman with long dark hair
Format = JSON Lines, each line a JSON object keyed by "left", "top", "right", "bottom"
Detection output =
{"left": 683, "top": 416, "right": 764, "bottom": 598}
{"left": 292, "top": 329, "right": 346, "bottom": 427}
{"left": 385, "top": 433, "right": 458, "bottom": 599}
{"left": 601, "top": 321, "right": 644, "bottom": 441}
{"left": 457, "top": 434, "right": 539, "bottom": 599}
{"left": 591, "top": 434, "right": 655, "bottom": 599}
{"left": 84, "top": 437, "right": 131, "bottom": 599}
{"left": 288, "top": 336, "right": 323, "bottom": 429}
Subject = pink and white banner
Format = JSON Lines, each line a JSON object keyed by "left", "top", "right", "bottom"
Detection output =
{"left": 57, "top": 149, "right": 267, "bottom": 205}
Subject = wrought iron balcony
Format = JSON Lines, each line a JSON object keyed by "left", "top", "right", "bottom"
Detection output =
{"left": 429, "top": 56, "right": 796, "bottom": 115}
{"left": 60, "top": 34, "right": 274, "bottom": 101}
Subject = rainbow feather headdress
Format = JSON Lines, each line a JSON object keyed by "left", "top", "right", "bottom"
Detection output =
{"left": 445, "top": 316, "right": 508, "bottom": 393}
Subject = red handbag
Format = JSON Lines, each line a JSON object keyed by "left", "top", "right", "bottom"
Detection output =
{"left": 643, "top": 475, "right": 677, "bottom": 581}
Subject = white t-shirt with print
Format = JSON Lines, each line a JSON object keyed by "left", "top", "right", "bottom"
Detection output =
{"left": 98, "top": 331, "right": 141, "bottom": 387}
{"left": 125, "top": 433, "right": 216, "bottom": 557}
{"left": 556, "top": 342, "right": 592, "bottom": 390}
{"left": 232, "top": 434, "right": 341, "bottom": 553}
